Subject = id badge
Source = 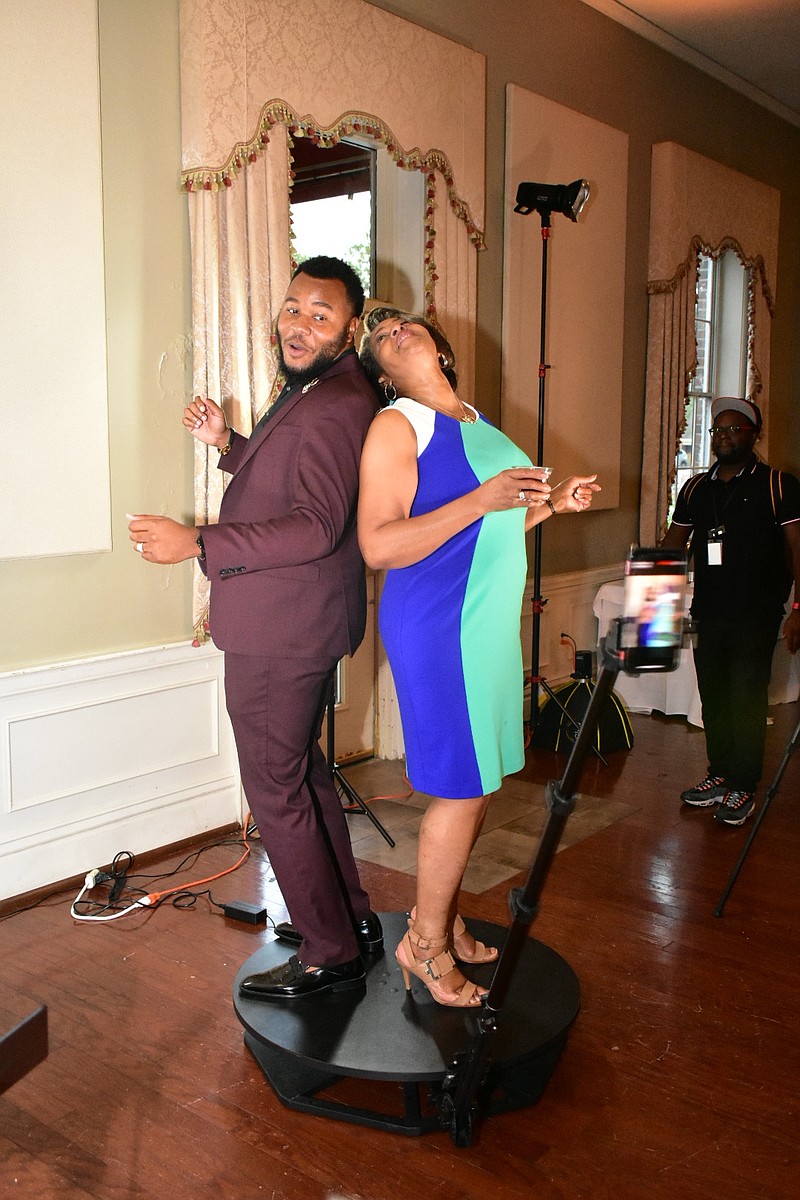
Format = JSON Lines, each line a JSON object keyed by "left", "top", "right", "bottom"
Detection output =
{"left": 707, "top": 525, "right": 724, "bottom": 566}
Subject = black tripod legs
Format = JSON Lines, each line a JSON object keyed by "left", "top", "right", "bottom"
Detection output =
{"left": 334, "top": 762, "right": 395, "bottom": 848}
{"left": 325, "top": 673, "right": 395, "bottom": 848}
{"left": 715, "top": 714, "right": 800, "bottom": 916}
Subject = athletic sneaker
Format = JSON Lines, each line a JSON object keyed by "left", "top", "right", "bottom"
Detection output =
{"left": 714, "top": 790, "right": 756, "bottom": 826}
{"left": 680, "top": 773, "right": 727, "bottom": 807}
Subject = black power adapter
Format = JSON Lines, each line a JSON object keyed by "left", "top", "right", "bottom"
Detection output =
{"left": 222, "top": 900, "right": 267, "bottom": 925}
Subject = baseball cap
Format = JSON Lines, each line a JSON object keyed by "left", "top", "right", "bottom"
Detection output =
{"left": 710, "top": 396, "right": 762, "bottom": 432}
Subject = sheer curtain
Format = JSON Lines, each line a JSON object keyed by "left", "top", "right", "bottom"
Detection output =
{"left": 179, "top": 0, "right": 486, "bottom": 639}
{"left": 639, "top": 143, "right": 779, "bottom": 545}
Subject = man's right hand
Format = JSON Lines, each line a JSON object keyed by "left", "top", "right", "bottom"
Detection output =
{"left": 183, "top": 396, "right": 230, "bottom": 449}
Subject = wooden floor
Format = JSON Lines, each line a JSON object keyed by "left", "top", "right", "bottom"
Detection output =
{"left": 2, "top": 702, "right": 799, "bottom": 1199}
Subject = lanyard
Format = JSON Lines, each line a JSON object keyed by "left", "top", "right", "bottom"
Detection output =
{"left": 708, "top": 467, "right": 748, "bottom": 537}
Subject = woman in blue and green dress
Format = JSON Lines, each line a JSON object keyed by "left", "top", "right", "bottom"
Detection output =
{"left": 358, "top": 308, "right": 599, "bottom": 1008}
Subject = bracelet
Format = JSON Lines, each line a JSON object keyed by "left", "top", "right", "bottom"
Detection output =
{"left": 196, "top": 533, "right": 205, "bottom": 559}
{"left": 218, "top": 427, "right": 234, "bottom": 455}
{"left": 545, "top": 498, "right": 557, "bottom": 516}
{"left": 792, "top": 601, "right": 800, "bottom": 612}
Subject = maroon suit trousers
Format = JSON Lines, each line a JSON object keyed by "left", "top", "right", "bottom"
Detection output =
{"left": 223, "top": 651, "right": 372, "bottom": 965}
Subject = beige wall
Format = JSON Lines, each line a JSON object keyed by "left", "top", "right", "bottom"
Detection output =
{"left": 4, "top": 0, "right": 800, "bottom": 672}
{"left": 1, "top": 0, "right": 192, "bottom": 672}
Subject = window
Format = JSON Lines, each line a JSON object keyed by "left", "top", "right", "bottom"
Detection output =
{"left": 289, "top": 137, "right": 426, "bottom": 319}
{"left": 289, "top": 139, "right": 375, "bottom": 296}
{"left": 672, "top": 249, "right": 750, "bottom": 508}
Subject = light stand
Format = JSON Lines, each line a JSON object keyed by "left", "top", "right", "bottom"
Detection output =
{"left": 324, "top": 671, "right": 395, "bottom": 848}
{"left": 514, "top": 179, "right": 590, "bottom": 731}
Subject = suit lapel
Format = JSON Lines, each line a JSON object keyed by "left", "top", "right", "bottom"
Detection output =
{"left": 235, "top": 386, "right": 303, "bottom": 471}
{"left": 234, "top": 351, "right": 361, "bottom": 473}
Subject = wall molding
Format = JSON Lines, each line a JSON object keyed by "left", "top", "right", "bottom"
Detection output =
{"left": 2, "top": 0, "right": 111, "bottom": 559}
{"left": 0, "top": 643, "right": 240, "bottom": 903}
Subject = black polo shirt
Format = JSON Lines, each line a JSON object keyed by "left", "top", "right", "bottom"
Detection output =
{"left": 671, "top": 456, "right": 800, "bottom": 620}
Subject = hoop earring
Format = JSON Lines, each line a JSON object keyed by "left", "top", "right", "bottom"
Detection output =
{"left": 383, "top": 381, "right": 397, "bottom": 403}
{"left": 438, "top": 353, "right": 450, "bottom": 370}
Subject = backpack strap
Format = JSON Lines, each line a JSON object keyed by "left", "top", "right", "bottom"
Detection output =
{"left": 769, "top": 468, "right": 782, "bottom": 522}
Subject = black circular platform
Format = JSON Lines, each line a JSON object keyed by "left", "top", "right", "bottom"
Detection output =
{"left": 233, "top": 911, "right": 580, "bottom": 1135}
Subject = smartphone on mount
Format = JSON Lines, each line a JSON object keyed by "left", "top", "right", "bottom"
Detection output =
{"left": 618, "top": 546, "right": 688, "bottom": 673}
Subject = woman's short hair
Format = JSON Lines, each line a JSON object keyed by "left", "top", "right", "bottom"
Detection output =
{"left": 359, "top": 306, "right": 458, "bottom": 396}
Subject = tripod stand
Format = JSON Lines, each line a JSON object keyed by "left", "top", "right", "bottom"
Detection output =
{"left": 715, "top": 712, "right": 800, "bottom": 917}
{"left": 324, "top": 674, "right": 395, "bottom": 848}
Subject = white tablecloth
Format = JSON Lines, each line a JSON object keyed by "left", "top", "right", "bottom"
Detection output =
{"left": 593, "top": 581, "right": 800, "bottom": 728}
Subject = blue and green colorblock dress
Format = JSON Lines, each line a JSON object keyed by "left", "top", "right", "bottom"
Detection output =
{"left": 379, "top": 397, "right": 532, "bottom": 799}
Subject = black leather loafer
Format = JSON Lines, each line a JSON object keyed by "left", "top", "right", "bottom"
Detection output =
{"left": 274, "top": 912, "right": 384, "bottom": 955}
{"left": 239, "top": 954, "right": 366, "bottom": 1001}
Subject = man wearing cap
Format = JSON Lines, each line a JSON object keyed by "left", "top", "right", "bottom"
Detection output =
{"left": 662, "top": 397, "right": 800, "bottom": 825}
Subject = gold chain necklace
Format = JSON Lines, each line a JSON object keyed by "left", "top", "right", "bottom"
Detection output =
{"left": 430, "top": 396, "right": 476, "bottom": 423}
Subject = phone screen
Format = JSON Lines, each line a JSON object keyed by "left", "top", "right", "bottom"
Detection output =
{"left": 620, "top": 548, "right": 688, "bottom": 672}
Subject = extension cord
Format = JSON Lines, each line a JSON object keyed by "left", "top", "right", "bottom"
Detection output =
{"left": 84, "top": 868, "right": 113, "bottom": 890}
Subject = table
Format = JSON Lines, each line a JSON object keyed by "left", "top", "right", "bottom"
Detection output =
{"left": 593, "top": 581, "right": 800, "bottom": 728}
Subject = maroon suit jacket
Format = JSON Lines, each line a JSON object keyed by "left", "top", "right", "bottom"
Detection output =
{"left": 200, "top": 351, "right": 377, "bottom": 659}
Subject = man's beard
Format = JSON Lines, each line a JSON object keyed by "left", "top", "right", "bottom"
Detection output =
{"left": 715, "top": 441, "right": 753, "bottom": 466}
{"left": 277, "top": 329, "right": 351, "bottom": 388}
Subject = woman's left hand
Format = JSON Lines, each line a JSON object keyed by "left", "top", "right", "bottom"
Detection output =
{"left": 551, "top": 474, "right": 601, "bottom": 513}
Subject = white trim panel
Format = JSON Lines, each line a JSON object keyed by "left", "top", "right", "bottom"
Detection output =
{"left": 0, "top": 643, "right": 240, "bottom": 902}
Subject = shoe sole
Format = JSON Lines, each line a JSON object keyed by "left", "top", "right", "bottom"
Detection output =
{"left": 681, "top": 795, "right": 725, "bottom": 807}
{"left": 714, "top": 809, "right": 755, "bottom": 827}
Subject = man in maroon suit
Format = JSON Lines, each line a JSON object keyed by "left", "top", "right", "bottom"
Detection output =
{"left": 128, "top": 257, "right": 381, "bottom": 1000}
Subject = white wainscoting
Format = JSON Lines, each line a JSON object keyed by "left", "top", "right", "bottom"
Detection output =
{"left": 375, "top": 565, "right": 619, "bottom": 756}
{"left": 0, "top": 643, "right": 240, "bottom": 904}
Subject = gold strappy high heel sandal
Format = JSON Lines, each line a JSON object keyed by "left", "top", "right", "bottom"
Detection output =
{"left": 408, "top": 907, "right": 498, "bottom": 965}
{"left": 451, "top": 913, "right": 499, "bottom": 965}
{"left": 396, "top": 924, "right": 484, "bottom": 1007}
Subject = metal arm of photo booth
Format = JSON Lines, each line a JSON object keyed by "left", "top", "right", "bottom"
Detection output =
{"left": 439, "top": 615, "right": 688, "bottom": 1145}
